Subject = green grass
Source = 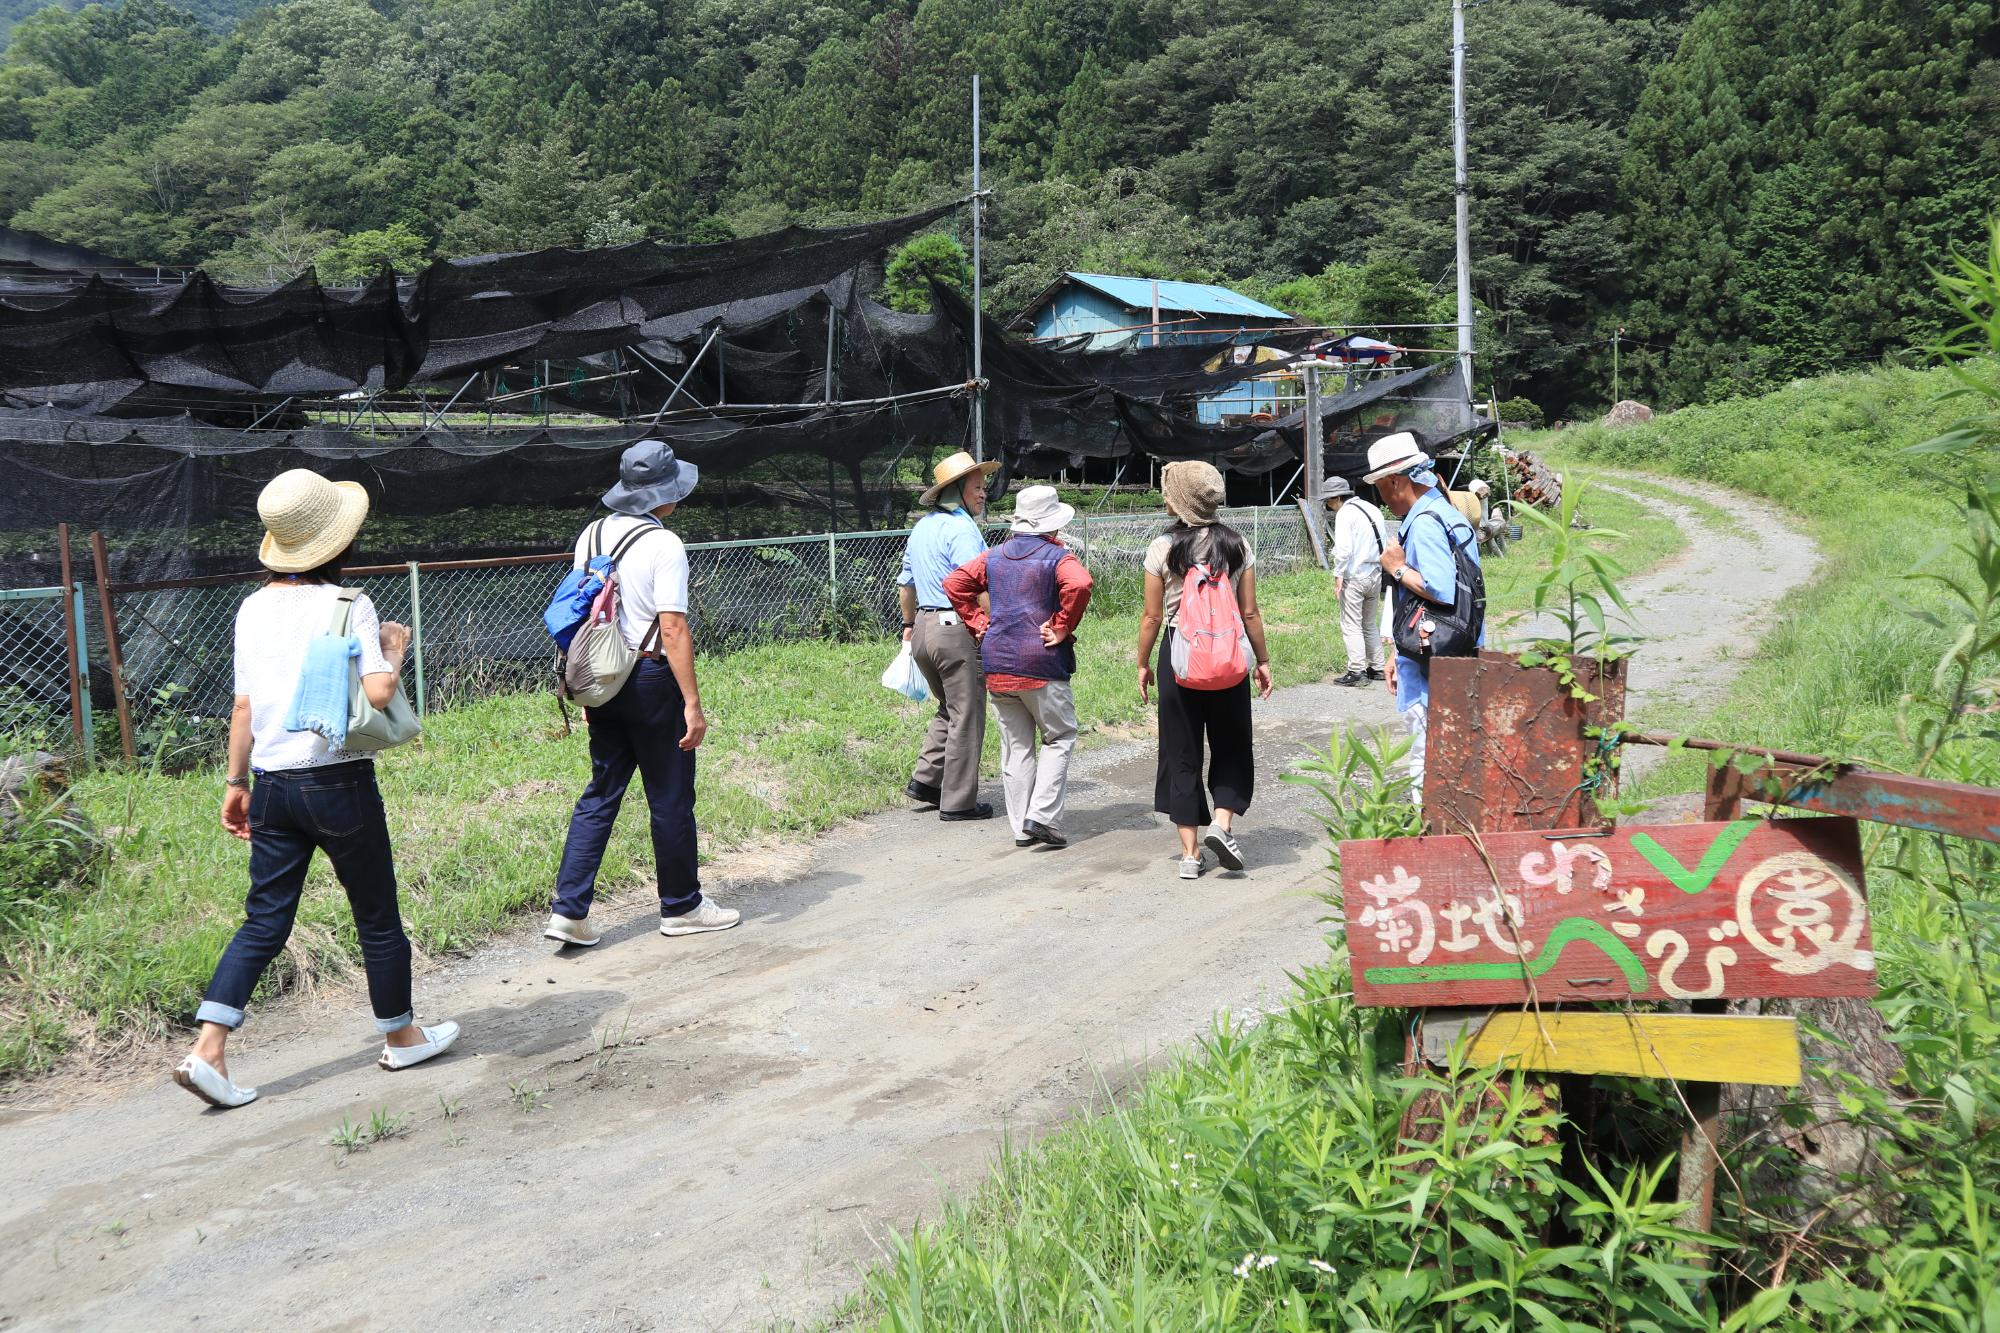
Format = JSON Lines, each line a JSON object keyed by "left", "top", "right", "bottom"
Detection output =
{"left": 1542, "top": 363, "right": 1980, "bottom": 784}
{"left": 840, "top": 364, "right": 2000, "bottom": 1331}
{"left": 0, "top": 489, "right": 1670, "bottom": 1078}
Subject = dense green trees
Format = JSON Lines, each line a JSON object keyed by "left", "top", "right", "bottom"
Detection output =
{"left": 0, "top": 0, "right": 1992, "bottom": 413}
{"left": 1620, "top": 0, "right": 2000, "bottom": 405}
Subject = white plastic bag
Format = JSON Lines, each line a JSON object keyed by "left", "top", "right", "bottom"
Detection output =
{"left": 880, "top": 641, "right": 931, "bottom": 703}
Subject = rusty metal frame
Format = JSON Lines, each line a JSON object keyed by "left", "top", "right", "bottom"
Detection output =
{"left": 1629, "top": 731, "right": 2000, "bottom": 844}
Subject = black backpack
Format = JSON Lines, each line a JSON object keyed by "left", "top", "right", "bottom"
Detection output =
{"left": 1391, "top": 509, "right": 1485, "bottom": 660}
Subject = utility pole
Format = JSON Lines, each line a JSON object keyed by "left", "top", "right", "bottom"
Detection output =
{"left": 1298, "top": 358, "right": 1335, "bottom": 568}
{"left": 1613, "top": 326, "right": 1624, "bottom": 403}
{"left": 970, "top": 74, "right": 986, "bottom": 463}
{"left": 1451, "top": 0, "right": 1474, "bottom": 401}
{"left": 1151, "top": 280, "right": 1162, "bottom": 348}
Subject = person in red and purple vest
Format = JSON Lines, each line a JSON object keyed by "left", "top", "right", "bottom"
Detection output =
{"left": 943, "top": 485, "right": 1094, "bottom": 849}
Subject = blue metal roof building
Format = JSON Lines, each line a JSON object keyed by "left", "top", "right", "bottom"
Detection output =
{"left": 1011, "top": 272, "right": 1295, "bottom": 424}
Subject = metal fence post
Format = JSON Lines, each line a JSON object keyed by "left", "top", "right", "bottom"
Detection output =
{"left": 1253, "top": 505, "right": 1262, "bottom": 559}
{"left": 407, "top": 561, "right": 427, "bottom": 717}
{"left": 827, "top": 531, "right": 838, "bottom": 618}
{"left": 72, "top": 583, "right": 94, "bottom": 760}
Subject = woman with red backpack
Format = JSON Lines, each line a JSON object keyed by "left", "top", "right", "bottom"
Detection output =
{"left": 1135, "top": 461, "right": 1274, "bottom": 881}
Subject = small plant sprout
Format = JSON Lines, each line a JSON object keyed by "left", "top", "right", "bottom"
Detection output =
{"left": 366, "top": 1107, "right": 411, "bottom": 1142}
{"left": 509, "top": 1079, "right": 549, "bottom": 1113}
{"left": 593, "top": 1011, "right": 635, "bottom": 1070}
{"left": 437, "top": 1094, "right": 461, "bottom": 1120}
{"left": 1512, "top": 478, "right": 1642, "bottom": 697}
{"left": 328, "top": 1118, "right": 369, "bottom": 1156}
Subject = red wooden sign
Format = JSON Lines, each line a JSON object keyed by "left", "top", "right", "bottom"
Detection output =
{"left": 1342, "top": 818, "right": 1874, "bottom": 1008}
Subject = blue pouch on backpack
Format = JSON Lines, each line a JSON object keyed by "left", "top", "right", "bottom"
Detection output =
{"left": 543, "top": 518, "right": 660, "bottom": 651}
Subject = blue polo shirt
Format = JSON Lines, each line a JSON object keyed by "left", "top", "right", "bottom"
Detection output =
{"left": 1395, "top": 486, "right": 1482, "bottom": 711}
{"left": 899, "top": 507, "right": 986, "bottom": 608}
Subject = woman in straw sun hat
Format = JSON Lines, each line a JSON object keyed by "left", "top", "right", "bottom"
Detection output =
{"left": 896, "top": 448, "right": 1001, "bottom": 821}
{"left": 1134, "top": 461, "right": 1273, "bottom": 882}
{"left": 173, "top": 469, "right": 459, "bottom": 1110}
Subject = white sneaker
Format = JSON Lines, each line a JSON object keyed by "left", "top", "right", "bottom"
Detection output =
{"left": 1178, "top": 854, "right": 1204, "bottom": 880}
{"left": 543, "top": 913, "right": 601, "bottom": 947}
{"left": 173, "top": 1054, "right": 257, "bottom": 1109}
{"left": 660, "top": 897, "right": 741, "bottom": 937}
{"left": 378, "top": 1020, "right": 461, "bottom": 1071}
{"left": 1204, "top": 829, "right": 1246, "bottom": 872}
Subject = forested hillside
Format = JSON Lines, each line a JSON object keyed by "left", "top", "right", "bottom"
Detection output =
{"left": 1, "top": 0, "right": 1995, "bottom": 413}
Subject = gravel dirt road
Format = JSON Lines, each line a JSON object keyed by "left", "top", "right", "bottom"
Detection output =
{"left": 0, "top": 481, "right": 1816, "bottom": 1332}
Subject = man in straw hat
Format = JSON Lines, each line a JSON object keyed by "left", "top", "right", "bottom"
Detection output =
{"left": 545, "top": 439, "right": 740, "bottom": 948}
{"left": 1322, "top": 473, "right": 1388, "bottom": 687}
{"left": 942, "top": 484, "right": 1095, "bottom": 848}
{"left": 904, "top": 452, "right": 1000, "bottom": 816}
{"left": 897, "top": 448, "right": 1000, "bottom": 820}
{"left": 1364, "top": 431, "right": 1484, "bottom": 803}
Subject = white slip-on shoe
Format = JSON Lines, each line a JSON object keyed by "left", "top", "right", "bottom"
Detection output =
{"left": 660, "top": 896, "right": 741, "bottom": 937}
{"left": 1204, "top": 829, "right": 1246, "bottom": 872}
{"left": 173, "top": 1055, "right": 257, "bottom": 1109}
{"left": 1178, "top": 853, "right": 1204, "bottom": 881}
{"left": 378, "top": 1020, "right": 461, "bottom": 1071}
{"left": 543, "top": 913, "right": 601, "bottom": 947}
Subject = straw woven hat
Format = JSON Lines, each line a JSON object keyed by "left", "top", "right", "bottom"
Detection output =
{"left": 919, "top": 449, "right": 1000, "bottom": 507}
{"left": 1161, "top": 460, "right": 1225, "bottom": 527}
{"left": 258, "top": 469, "right": 368, "bottom": 573}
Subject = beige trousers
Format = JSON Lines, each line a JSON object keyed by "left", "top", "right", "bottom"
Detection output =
{"left": 1340, "top": 571, "right": 1384, "bottom": 672}
{"left": 991, "top": 682, "right": 1078, "bottom": 838}
{"left": 911, "top": 610, "right": 986, "bottom": 812}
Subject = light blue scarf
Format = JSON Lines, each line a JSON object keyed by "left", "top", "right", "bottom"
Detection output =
{"left": 285, "top": 632, "right": 357, "bottom": 746}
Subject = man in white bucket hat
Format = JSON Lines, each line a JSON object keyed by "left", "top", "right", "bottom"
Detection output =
{"left": 1364, "top": 431, "right": 1484, "bottom": 803}
{"left": 942, "top": 484, "right": 1094, "bottom": 848}
{"left": 545, "top": 439, "right": 739, "bottom": 948}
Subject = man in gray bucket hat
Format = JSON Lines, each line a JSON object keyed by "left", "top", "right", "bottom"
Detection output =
{"left": 1322, "top": 474, "right": 1388, "bottom": 687}
{"left": 545, "top": 439, "right": 740, "bottom": 948}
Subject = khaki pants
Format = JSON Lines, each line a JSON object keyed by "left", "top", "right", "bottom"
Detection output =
{"left": 1340, "top": 572, "right": 1384, "bottom": 673}
{"left": 991, "top": 682, "right": 1078, "bottom": 838}
{"left": 911, "top": 610, "right": 986, "bottom": 812}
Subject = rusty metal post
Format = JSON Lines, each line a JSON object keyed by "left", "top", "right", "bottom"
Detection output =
{"left": 88, "top": 531, "right": 137, "bottom": 761}
{"left": 1704, "top": 761, "right": 1746, "bottom": 820}
{"left": 1676, "top": 997, "right": 1728, "bottom": 1265}
{"left": 57, "top": 523, "right": 86, "bottom": 753}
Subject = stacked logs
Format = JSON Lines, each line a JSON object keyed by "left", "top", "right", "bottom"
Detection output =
{"left": 1501, "top": 447, "right": 1562, "bottom": 509}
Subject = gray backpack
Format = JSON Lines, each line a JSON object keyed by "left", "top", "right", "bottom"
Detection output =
{"left": 558, "top": 520, "right": 661, "bottom": 708}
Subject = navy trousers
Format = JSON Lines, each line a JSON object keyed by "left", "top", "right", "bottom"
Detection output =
{"left": 552, "top": 658, "right": 703, "bottom": 920}
{"left": 199, "top": 760, "right": 414, "bottom": 1033}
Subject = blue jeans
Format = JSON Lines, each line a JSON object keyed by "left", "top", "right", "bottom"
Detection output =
{"left": 552, "top": 658, "right": 702, "bottom": 920}
{"left": 198, "top": 760, "right": 414, "bottom": 1033}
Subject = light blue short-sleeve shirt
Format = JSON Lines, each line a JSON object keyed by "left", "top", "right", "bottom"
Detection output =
{"left": 899, "top": 508, "right": 986, "bottom": 608}
{"left": 1394, "top": 486, "right": 1482, "bottom": 711}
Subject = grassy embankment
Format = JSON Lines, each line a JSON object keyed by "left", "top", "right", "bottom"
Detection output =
{"left": 843, "top": 364, "right": 2000, "bottom": 1331}
{"left": 0, "top": 487, "right": 1677, "bottom": 1077}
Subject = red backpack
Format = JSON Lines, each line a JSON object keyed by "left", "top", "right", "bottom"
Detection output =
{"left": 1170, "top": 562, "right": 1251, "bottom": 689}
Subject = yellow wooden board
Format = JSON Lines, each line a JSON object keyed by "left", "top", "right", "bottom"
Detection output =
{"left": 1458, "top": 1012, "right": 1801, "bottom": 1086}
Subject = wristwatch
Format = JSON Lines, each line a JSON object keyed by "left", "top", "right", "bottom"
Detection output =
{"left": 225, "top": 775, "right": 250, "bottom": 789}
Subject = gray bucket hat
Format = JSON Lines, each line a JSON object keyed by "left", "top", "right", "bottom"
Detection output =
{"left": 602, "top": 439, "right": 699, "bottom": 514}
{"left": 1322, "top": 475, "right": 1355, "bottom": 500}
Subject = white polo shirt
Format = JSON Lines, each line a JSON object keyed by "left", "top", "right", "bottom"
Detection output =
{"left": 571, "top": 514, "right": 690, "bottom": 650}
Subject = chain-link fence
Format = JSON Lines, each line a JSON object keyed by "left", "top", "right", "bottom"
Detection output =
{"left": 4, "top": 506, "right": 1312, "bottom": 766}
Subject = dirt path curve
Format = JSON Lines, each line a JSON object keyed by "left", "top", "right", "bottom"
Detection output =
{"left": 0, "top": 479, "right": 1816, "bottom": 1332}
